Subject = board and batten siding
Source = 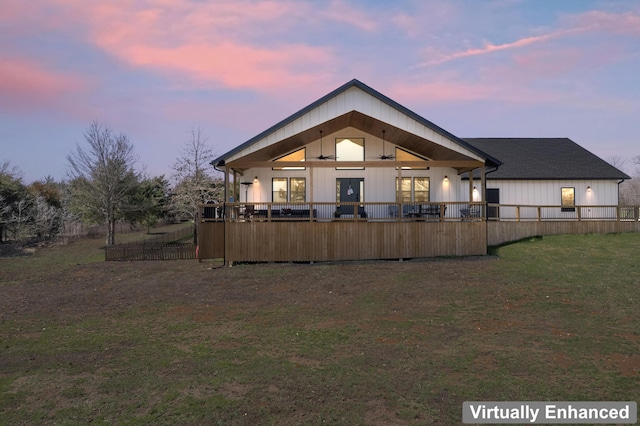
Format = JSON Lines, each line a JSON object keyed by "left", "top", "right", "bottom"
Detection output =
{"left": 226, "top": 86, "right": 485, "bottom": 164}
{"left": 244, "top": 126, "right": 465, "bottom": 204}
{"left": 461, "top": 179, "right": 621, "bottom": 219}
{"left": 246, "top": 166, "right": 462, "bottom": 204}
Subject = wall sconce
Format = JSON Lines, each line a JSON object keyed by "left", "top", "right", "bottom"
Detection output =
{"left": 444, "top": 175, "right": 449, "bottom": 183}
{"left": 473, "top": 186, "right": 477, "bottom": 192}
{"left": 254, "top": 176, "right": 258, "bottom": 183}
{"left": 587, "top": 186, "right": 591, "bottom": 192}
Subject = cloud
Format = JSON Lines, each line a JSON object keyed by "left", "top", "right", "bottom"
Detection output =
{"left": 320, "top": 0, "right": 378, "bottom": 32}
{"left": 0, "top": 57, "right": 86, "bottom": 112}
{"left": 117, "top": 42, "right": 335, "bottom": 90}
{"left": 566, "top": 10, "right": 640, "bottom": 36}
{"left": 79, "top": 0, "right": 340, "bottom": 91}
{"left": 416, "top": 28, "right": 583, "bottom": 67}
{"left": 416, "top": 9, "right": 640, "bottom": 67}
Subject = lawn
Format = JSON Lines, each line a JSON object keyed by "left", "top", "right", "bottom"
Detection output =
{"left": 1, "top": 232, "right": 638, "bottom": 424}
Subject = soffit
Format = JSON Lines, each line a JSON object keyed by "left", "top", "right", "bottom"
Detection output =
{"left": 235, "top": 111, "right": 478, "bottom": 166}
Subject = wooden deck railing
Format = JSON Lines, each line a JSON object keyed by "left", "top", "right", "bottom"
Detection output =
{"left": 485, "top": 204, "right": 640, "bottom": 222}
{"left": 200, "top": 201, "right": 485, "bottom": 222}
{"left": 201, "top": 202, "right": 640, "bottom": 223}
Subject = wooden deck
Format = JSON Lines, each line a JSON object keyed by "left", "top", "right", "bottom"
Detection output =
{"left": 197, "top": 202, "right": 640, "bottom": 263}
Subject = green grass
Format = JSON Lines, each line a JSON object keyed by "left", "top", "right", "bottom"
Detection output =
{"left": 1, "top": 233, "right": 639, "bottom": 424}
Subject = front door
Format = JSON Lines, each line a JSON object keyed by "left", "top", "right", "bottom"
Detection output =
{"left": 337, "top": 178, "right": 363, "bottom": 216}
{"left": 486, "top": 188, "right": 499, "bottom": 218}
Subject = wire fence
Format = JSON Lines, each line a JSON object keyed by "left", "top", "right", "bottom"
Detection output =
{"left": 105, "top": 224, "right": 196, "bottom": 261}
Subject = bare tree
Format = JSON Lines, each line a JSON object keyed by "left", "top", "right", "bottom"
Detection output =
{"left": 168, "top": 128, "right": 223, "bottom": 222}
{"left": 633, "top": 155, "right": 640, "bottom": 177}
{"left": 67, "top": 121, "right": 141, "bottom": 246}
{"left": 606, "top": 155, "right": 627, "bottom": 173}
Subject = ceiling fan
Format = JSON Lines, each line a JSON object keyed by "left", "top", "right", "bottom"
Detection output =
{"left": 375, "top": 130, "right": 395, "bottom": 160}
{"left": 314, "top": 130, "right": 336, "bottom": 160}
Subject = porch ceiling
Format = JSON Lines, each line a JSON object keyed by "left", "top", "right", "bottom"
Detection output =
{"left": 228, "top": 111, "right": 481, "bottom": 173}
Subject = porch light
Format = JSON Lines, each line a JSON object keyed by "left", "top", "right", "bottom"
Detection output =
{"left": 444, "top": 175, "right": 448, "bottom": 182}
{"left": 587, "top": 186, "right": 591, "bottom": 192}
{"left": 254, "top": 176, "right": 258, "bottom": 183}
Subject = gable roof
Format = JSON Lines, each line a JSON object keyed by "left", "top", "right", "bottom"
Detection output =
{"left": 211, "top": 79, "right": 501, "bottom": 168}
{"left": 463, "top": 138, "right": 630, "bottom": 180}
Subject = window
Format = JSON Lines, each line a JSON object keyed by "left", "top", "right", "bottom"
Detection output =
{"left": 397, "top": 177, "right": 430, "bottom": 202}
{"left": 561, "top": 187, "right": 575, "bottom": 212}
{"left": 272, "top": 178, "right": 288, "bottom": 202}
{"left": 290, "top": 178, "right": 306, "bottom": 202}
{"left": 272, "top": 177, "right": 306, "bottom": 202}
{"left": 336, "top": 138, "right": 364, "bottom": 170}
{"left": 273, "top": 148, "right": 306, "bottom": 170}
{"left": 395, "top": 148, "right": 428, "bottom": 170}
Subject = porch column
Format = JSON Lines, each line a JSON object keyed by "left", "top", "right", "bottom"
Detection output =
{"left": 397, "top": 165, "right": 403, "bottom": 220}
{"left": 480, "top": 164, "right": 486, "bottom": 217}
{"left": 468, "top": 171, "right": 474, "bottom": 203}
{"left": 224, "top": 167, "right": 229, "bottom": 202}
{"left": 309, "top": 166, "right": 314, "bottom": 222}
{"left": 480, "top": 166, "right": 487, "bottom": 203}
{"left": 232, "top": 170, "right": 238, "bottom": 201}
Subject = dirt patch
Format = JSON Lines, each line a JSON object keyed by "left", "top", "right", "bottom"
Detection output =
{"left": 599, "top": 353, "right": 640, "bottom": 377}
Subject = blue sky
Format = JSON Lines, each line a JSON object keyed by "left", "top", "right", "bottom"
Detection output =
{"left": 2, "top": 0, "right": 639, "bottom": 183}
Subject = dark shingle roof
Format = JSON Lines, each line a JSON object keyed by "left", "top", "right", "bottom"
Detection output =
{"left": 462, "top": 138, "right": 630, "bottom": 180}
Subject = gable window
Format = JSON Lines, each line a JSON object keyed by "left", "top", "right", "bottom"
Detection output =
{"left": 336, "top": 138, "right": 364, "bottom": 170}
{"left": 273, "top": 148, "right": 306, "bottom": 170}
{"left": 561, "top": 187, "right": 575, "bottom": 212}
{"left": 397, "top": 177, "right": 430, "bottom": 202}
{"left": 272, "top": 177, "right": 306, "bottom": 202}
{"left": 395, "top": 148, "right": 429, "bottom": 170}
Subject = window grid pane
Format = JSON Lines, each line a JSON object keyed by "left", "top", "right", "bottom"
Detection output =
{"left": 290, "top": 178, "right": 306, "bottom": 202}
{"left": 272, "top": 178, "right": 288, "bottom": 202}
{"left": 414, "top": 177, "right": 430, "bottom": 202}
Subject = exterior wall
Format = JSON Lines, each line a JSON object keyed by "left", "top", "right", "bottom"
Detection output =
{"left": 461, "top": 179, "right": 622, "bottom": 219}
{"left": 226, "top": 86, "right": 485, "bottom": 163}
{"left": 242, "top": 127, "right": 467, "bottom": 205}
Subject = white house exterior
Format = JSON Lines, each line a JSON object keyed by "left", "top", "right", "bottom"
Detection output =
{"left": 199, "top": 80, "right": 634, "bottom": 263}
{"left": 461, "top": 138, "right": 630, "bottom": 220}
{"left": 213, "top": 79, "right": 500, "bottom": 219}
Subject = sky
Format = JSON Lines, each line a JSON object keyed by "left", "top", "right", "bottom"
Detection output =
{"left": 2, "top": 0, "right": 639, "bottom": 183}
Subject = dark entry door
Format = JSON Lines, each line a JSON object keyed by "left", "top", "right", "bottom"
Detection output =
{"left": 486, "top": 188, "right": 499, "bottom": 219}
{"left": 337, "top": 178, "right": 363, "bottom": 216}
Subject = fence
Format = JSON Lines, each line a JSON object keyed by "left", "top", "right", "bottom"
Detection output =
{"left": 105, "top": 225, "right": 196, "bottom": 261}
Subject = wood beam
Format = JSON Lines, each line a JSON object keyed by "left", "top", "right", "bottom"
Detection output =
{"left": 226, "top": 160, "right": 484, "bottom": 169}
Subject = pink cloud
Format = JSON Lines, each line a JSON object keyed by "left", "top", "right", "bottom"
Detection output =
{"left": 0, "top": 57, "right": 86, "bottom": 112}
{"left": 320, "top": 0, "right": 378, "bottom": 32}
{"left": 78, "top": 0, "right": 338, "bottom": 91}
{"left": 566, "top": 10, "right": 640, "bottom": 36}
{"left": 118, "top": 41, "right": 334, "bottom": 90}
{"left": 388, "top": 74, "right": 568, "bottom": 106}
{"left": 416, "top": 9, "right": 640, "bottom": 68}
{"left": 418, "top": 28, "right": 584, "bottom": 67}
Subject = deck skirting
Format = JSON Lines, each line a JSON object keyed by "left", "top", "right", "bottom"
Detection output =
{"left": 199, "top": 221, "right": 487, "bottom": 262}
{"left": 487, "top": 220, "right": 640, "bottom": 246}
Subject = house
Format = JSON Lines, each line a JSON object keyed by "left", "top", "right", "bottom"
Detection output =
{"left": 462, "top": 138, "right": 631, "bottom": 220}
{"left": 211, "top": 79, "right": 501, "bottom": 215}
{"left": 200, "top": 79, "right": 636, "bottom": 263}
